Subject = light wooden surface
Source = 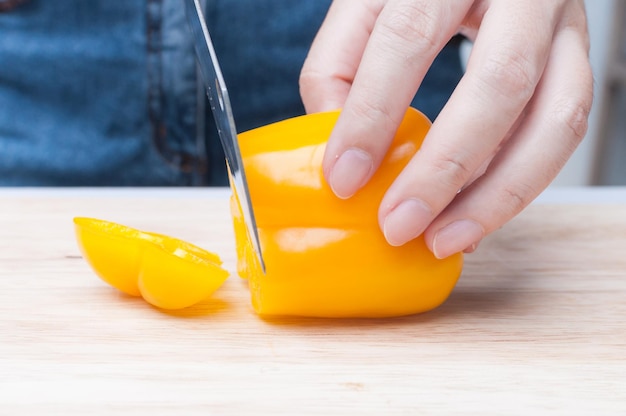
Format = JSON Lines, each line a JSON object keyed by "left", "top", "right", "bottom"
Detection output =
{"left": 1, "top": 188, "right": 625, "bottom": 415}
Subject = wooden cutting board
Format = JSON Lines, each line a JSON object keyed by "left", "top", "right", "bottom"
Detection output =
{"left": 0, "top": 189, "right": 624, "bottom": 414}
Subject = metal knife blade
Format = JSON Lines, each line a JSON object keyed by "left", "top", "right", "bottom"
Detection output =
{"left": 185, "top": 0, "right": 265, "bottom": 273}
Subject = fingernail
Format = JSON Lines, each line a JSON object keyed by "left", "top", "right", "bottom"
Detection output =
{"left": 433, "top": 220, "right": 484, "bottom": 259}
{"left": 383, "top": 198, "right": 432, "bottom": 246}
{"left": 463, "top": 240, "right": 481, "bottom": 254}
{"left": 329, "top": 148, "right": 373, "bottom": 199}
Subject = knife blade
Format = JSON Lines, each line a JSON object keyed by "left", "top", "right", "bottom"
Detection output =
{"left": 185, "top": 0, "right": 265, "bottom": 273}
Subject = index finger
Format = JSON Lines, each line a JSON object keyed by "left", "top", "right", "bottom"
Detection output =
{"left": 322, "top": 0, "right": 472, "bottom": 199}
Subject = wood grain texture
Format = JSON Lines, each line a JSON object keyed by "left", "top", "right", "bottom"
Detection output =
{"left": 0, "top": 189, "right": 624, "bottom": 415}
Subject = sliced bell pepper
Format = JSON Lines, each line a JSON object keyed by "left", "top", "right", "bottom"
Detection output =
{"left": 74, "top": 217, "right": 229, "bottom": 310}
{"left": 231, "top": 107, "right": 463, "bottom": 318}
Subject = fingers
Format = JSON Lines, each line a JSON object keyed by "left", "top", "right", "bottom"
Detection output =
{"left": 378, "top": 1, "right": 559, "bottom": 247}
{"left": 304, "top": 0, "right": 591, "bottom": 259}
{"left": 321, "top": 0, "right": 473, "bottom": 199}
{"left": 425, "top": 12, "right": 593, "bottom": 259}
{"left": 300, "top": 0, "right": 385, "bottom": 114}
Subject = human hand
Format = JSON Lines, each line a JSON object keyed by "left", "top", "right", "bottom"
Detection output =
{"left": 300, "top": 0, "right": 593, "bottom": 258}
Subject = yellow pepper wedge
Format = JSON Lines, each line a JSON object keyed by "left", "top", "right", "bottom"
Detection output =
{"left": 231, "top": 107, "right": 463, "bottom": 318}
{"left": 74, "top": 217, "right": 229, "bottom": 310}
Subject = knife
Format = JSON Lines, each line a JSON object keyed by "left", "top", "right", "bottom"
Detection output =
{"left": 185, "top": 0, "right": 266, "bottom": 273}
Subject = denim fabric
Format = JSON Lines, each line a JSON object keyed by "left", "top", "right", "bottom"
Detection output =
{"left": 0, "top": 0, "right": 463, "bottom": 186}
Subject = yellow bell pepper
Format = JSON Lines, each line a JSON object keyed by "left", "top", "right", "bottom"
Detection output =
{"left": 74, "top": 217, "right": 229, "bottom": 310}
{"left": 232, "top": 108, "right": 463, "bottom": 318}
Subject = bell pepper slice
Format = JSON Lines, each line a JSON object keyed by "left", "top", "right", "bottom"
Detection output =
{"left": 74, "top": 217, "right": 229, "bottom": 310}
{"left": 232, "top": 107, "right": 463, "bottom": 318}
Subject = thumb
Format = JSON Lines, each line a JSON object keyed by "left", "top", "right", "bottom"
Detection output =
{"left": 299, "top": 0, "right": 383, "bottom": 114}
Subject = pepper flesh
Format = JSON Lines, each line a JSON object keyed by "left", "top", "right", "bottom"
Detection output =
{"left": 74, "top": 217, "right": 229, "bottom": 310}
{"left": 231, "top": 108, "right": 463, "bottom": 318}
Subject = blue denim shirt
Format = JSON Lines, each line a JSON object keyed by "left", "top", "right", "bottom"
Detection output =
{"left": 0, "top": 0, "right": 463, "bottom": 186}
